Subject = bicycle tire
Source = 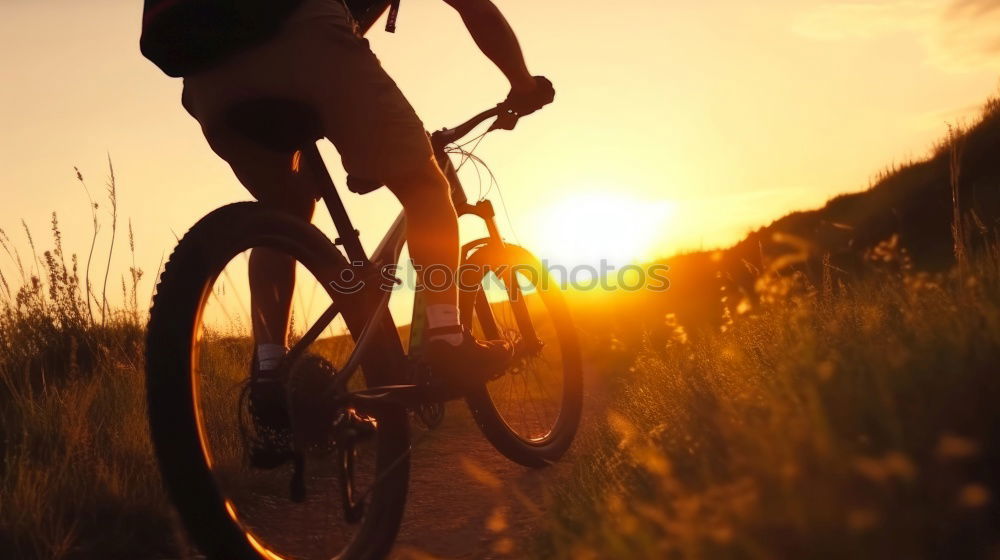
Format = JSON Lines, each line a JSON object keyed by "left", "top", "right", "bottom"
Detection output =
{"left": 460, "top": 243, "right": 583, "bottom": 467}
{"left": 146, "top": 202, "right": 409, "bottom": 560}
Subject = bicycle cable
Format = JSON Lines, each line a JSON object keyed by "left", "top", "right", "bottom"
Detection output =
{"left": 444, "top": 134, "right": 523, "bottom": 246}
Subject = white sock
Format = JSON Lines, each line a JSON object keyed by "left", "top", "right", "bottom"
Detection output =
{"left": 425, "top": 304, "right": 463, "bottom": 346}
{"left": 257, "top": 343, "right": 288, "bottom": 373}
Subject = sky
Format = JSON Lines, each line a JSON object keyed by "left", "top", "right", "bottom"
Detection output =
{"left": 1, "top": 0, "right": 999, "bottom": 322}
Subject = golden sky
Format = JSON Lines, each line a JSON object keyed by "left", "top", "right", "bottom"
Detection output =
{"left": 2, "top": 0, "right": 999, "bottom": 319}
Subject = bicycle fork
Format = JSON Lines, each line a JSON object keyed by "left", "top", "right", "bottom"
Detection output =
{"left": 439, "top": 154, "right": 542, "bottom": 359}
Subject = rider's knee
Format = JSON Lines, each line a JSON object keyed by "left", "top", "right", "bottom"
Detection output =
{"left": 384, "top": 159, "right": 450, "bottom": 206}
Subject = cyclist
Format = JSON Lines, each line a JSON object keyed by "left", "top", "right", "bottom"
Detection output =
{"left": 140, "top": 0, "right": 554, "bottom": 461}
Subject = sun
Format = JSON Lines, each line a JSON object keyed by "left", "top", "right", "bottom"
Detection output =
{"left": 530, "top": 192, "right": 674, "bottom": 271}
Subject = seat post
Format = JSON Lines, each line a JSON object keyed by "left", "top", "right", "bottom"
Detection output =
{"left": 300, "top": 144, "right": 368, "bottom": 264}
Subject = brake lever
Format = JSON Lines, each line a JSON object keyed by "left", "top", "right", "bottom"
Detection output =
{"left": 489, "top": 108, "right": 520, "bottom": 132}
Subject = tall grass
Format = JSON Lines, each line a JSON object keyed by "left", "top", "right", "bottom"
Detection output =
{"left": 536, "top": 237, "right": 1000, "bottom": 559}
{"left": 0, "top": 163, "right": 186, "bottom": 559}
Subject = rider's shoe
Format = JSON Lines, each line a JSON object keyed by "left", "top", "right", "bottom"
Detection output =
{"left": 423, "top": 325, "right": 514, "bottom": 400}
{"left": 247, "top": 364, "right": 294, "bottom": 469}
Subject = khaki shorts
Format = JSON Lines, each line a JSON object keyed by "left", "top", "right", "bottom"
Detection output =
{"left": 181, "top": 0, "right": 432, "bottom": 202}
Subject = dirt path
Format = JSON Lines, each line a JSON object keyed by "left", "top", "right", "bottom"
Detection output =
{"left": 391, "top": 405, "right": 568, "bottom": 559}
{"left": 390, "top": 370, "right": 604, "bottom": 560}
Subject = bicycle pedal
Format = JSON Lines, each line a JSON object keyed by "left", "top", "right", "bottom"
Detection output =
{"left": 333, "top": 409, "right": 377, "bottom": 444}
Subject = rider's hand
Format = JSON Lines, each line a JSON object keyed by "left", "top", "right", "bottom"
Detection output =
{"left": 504, "top": 76, "right": 555, "bottom": 116}
{"left": 494, "top": 76, "right": 555, "bottom": 130}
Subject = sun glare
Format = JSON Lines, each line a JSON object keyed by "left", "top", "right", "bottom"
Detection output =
{"left": 531, "top": 192, "right": 674, "bottom": 272}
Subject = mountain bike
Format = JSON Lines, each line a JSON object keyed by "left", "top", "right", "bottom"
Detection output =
{"left": 145, "top": 101, "right": 583, "bottom": 559}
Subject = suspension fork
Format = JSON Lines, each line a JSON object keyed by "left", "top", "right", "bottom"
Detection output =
{"left": 436, "top": 149, "right": 505, "bottom": 247}
{"left": 437, "top": 150, "right": 539, "bottom": 349}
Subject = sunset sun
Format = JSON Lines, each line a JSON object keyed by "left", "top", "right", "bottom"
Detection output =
{"left": 531, "top": 192, "right": 675, "bottom": 270}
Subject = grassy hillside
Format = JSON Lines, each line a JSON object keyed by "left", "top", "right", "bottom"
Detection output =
{"left": 732, "top": 94, "right": 1000, "bottom": 275}
{"left": 604, "top": 92, "right": 1000, "bottom": 337}
{"left": 536, "top": 95, "right": 1000, "bottom": 558}
{"left": 537, "top": 248, "right": 1000, "bottom": 558}
{"left": 0, "top": 214, "right": 184, "bottom": 557}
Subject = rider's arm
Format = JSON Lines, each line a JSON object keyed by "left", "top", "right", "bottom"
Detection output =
{"left": 442, "top": 0, "right": 536, "bottom": 94}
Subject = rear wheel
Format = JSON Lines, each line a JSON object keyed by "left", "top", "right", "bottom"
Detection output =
{"left": 460, "top": 243, "right": 583, "bottom": 467}
{"left": 146, "top": 202, "right": 409, "bottom": 560}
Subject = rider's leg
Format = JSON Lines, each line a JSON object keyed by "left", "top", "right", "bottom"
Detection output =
{"left": 382, "top": 161, "right": 463, "bottom": 343}
{"left": 195, "top": 129, "right": 319, "bottom": 461}
{"left": 382, "top": 161, "right": 513, "bottom": 387}
{"left": 247, "top": 211, "right": 314, "bottom": 368}
{"left": 241, "top": 175, "right": 316, "bottom": 365}
{"left": 198, "top": 126, "right": 318, "bottom": 366}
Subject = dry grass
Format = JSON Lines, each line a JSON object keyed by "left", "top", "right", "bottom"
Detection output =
{"left": 0, "top": 163, "right": 186, "bottom": 559}
{"left": 536, "top": 241, "right": 1000, "bottom": 559}
{"left": 0, "top": 334, "right": 182, "bottom": 559}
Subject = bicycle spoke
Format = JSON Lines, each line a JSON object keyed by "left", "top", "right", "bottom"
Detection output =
{"left": 184, "top": 242, "right": 405, "bottom": 560}
{"left": 477, "top": 262, "right": 566, "bottom": 443}
{"left": 285, "top": 301, "right": 340, "bottom": 368}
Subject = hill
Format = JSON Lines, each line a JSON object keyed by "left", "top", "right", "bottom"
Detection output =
{"left": 628, "top": 93, "right": 1000, "bottom": 334}
{"left": 536, "top": 93, "right": 1000, "bottom": 559}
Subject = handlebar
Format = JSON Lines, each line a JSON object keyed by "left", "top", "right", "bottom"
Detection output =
{"left": 430, "top": 106, "right": 502, "bottom": 153}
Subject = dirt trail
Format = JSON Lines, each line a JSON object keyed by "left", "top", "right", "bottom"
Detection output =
{"left": 390, "top": 370, "right": 604, "bottom": 560}
{"left": 392, "top": 406, "right": 565, "bottom": 559}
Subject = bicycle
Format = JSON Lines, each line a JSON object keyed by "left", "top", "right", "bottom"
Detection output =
{"left": 145, "top": 96, "right": 583, "bottom": 558}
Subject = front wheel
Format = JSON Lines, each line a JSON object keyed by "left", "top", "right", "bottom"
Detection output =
{"left": 460, "top": 243, "right": 583, "bottom": 467}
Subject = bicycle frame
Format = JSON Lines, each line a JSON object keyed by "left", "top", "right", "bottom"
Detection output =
{"left": 282, "top": 107, "right": 513, "bottom": 402}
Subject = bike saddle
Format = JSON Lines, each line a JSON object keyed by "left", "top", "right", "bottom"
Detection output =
{"left": 224, "top": 98, "right": 323, "bottom": 153}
